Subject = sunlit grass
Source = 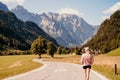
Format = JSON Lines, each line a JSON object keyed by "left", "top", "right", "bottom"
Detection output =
{"left": 93, "top": 64, "right": 120, "bottom": 80}
{"left": 1, "top": 50, "right": 120, "bottom": 80}
{"left": 92, "top": 47, "right": 120, "bottom": 80}
{"left": 107, "top": 47, "right": 120, "bottom": 56}
{"left": 42, "top": 54, "right": 80, "bottom": 64}
{"left": 0, "top": 55, "right": 42, "bottom": 79}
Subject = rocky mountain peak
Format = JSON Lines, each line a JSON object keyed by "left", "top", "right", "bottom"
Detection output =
{"left": 11, "top": 6, "right": 99, "bottom": 47}
{"left": 0, "top": 2, "right": 9, "bottom": 11}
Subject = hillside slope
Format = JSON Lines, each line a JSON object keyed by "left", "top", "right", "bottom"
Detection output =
{"left": 0, "top": 10, "right": 58, "bottom": 50}
{"left": 107, "top": 47, "right": 120, "bottom": 56}
{"left": 0, "top": 22, "right": 30, "bottom": 50}
{"left": 82, "top": 10, "right": 120, "bottom": 53}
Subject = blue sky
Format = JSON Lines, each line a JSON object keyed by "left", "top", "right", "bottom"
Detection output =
{"left": 0, "top": 0, "right": 120, "bottom": 25}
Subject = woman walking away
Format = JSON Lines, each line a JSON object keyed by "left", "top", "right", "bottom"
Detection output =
{"left": 81, "top": 47, "right": 94, "bottom": 80}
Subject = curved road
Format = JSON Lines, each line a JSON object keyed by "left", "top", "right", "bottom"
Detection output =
{"left": 4, "top": 59, "right": 109, "bottom": 80}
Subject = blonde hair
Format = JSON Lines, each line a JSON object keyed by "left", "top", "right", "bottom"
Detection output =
{"left": 86, "top": 49, "right": 93, "bottom": 59}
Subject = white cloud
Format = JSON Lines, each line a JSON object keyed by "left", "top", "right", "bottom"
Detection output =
{"left": 0, "top": 0, "right": 24, "bottom": 5}
{"left": 58, "top": 8, "right": 84, "bottom": 17}
{"left": 103, "top": 2, "right": 120, "bottom": 14}
{"left": 101, "top": 16, "right": 109, "bottom": 21}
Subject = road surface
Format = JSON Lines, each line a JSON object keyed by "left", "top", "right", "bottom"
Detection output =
{"left": 4, "top": 59, "right": 109, "bottom": 80}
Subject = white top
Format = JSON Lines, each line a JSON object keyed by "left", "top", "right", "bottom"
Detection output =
{"left": 81, "top": 53, "right": 94, "bottom": 66}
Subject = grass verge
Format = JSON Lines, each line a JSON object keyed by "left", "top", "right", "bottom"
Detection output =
{"left": 107, "top": 48, "right": 120, "bottom": 56}
{"left": 0, "top": 55, "right": 42, "bottom": 80}
{"left": 93, "top": 47, "right": 120, "bottom": 80}
{"left": 93, "top": 64, "right": 120, "bottom": 80}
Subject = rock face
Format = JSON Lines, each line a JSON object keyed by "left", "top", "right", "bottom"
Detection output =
{"left": 0, "top": 2, "right": 9, "bottom": 11}
{"left": 11, "top": 6, "right": 98, "bottom": 47}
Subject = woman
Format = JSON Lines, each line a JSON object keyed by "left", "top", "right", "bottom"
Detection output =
{"left": 81, "top": 47, "right": 94, "bottom": 80}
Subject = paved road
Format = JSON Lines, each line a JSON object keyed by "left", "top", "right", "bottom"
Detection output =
{"left": 4, "top": 59, "right": 109, "bottom": 80}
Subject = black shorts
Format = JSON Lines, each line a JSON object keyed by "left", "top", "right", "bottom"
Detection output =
{"left": 83, "top": 65, "right": 91, "bottom": 69}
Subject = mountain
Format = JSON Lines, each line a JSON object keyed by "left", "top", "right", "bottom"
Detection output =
{"left": 24, "top": 21, "right": 58, "bottom": 45}
{"left": 11, "top": 6, "right": 98, "bottom": 47}
{"left": 39, "top": 13, "right": 97, "bottom": 47}
{"left": 11, "top": 5, "right": 40, "bottom": 25}
{"left": 0, "top": 2, "right": 9, "bottom": 11}
{"left": 82, "top": 10, "right": 120, "bottom": 53}
{"left": 0, "top": 21, "right": 30, "bottom": 50}
{"left": 0, "top": 9, "right": 58, "bottom": 50}
{"left": 0, "top": 10, "right": 30, "bottom": 50}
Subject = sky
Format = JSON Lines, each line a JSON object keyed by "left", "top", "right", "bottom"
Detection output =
{"left": 0, "top": 0, "right": 120, "bottom": 25}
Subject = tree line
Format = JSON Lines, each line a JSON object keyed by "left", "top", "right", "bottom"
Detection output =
{"left": 31, "top": 36, "right": 82, "bottom": 58}
{"left": 0, "top": 36, "right": 82, "bottom": 56}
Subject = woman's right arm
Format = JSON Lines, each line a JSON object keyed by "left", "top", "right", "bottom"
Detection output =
{"left": 92, "top": 55, "right": 94, "bottom": 64}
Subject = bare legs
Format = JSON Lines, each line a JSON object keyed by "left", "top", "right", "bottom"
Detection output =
{"left": 87, "top": 68, "right": 90, "bottom": 80}
{"left": 84, "top": 69, "right": 87, "bottom": 80}
{"left": 84, "top": 68, "right": 91, "bottom": 80}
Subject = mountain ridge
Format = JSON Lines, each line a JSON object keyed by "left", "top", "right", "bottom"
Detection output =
{"left": 11, "top": 5, "right": 99, "bottom": 47}
{"left": 0, "top": 2, "right": 58, "bottom": 50}
{"left": 0, "top": 2, "right": 9, "bottom": 11}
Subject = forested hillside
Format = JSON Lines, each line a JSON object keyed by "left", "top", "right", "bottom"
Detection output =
{"left": 0, "top": 10, "right": 58, "bottom": 51}
{"left": 82, "top": 10, "right": 120, "bottom": 53}
{"left": 0, "top": 22, "right": 30, "bottom": 50}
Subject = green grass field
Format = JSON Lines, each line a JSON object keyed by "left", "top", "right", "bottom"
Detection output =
{"left": 0, "top": 55, "right": 42, "bottom": 80}
{"left": 107, "top": 47, "right": 120, "bottom": 56}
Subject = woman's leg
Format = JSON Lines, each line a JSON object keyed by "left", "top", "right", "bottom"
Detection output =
{"left": 86, "top": 68, "right": 91, "bottom": 80}
{"left": 84, "top": 69, "right": 87, "bottom": 80}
